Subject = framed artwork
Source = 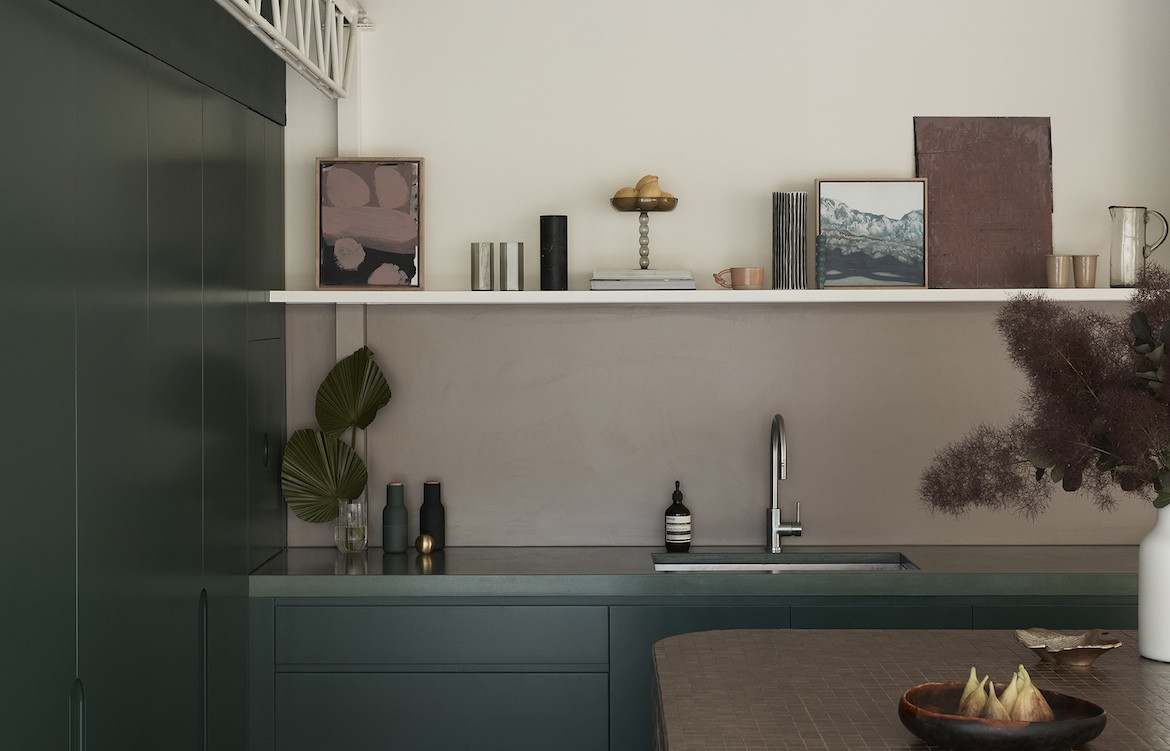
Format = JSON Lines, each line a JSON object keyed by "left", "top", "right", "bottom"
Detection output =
{"left": 815, "top": 178, "right": 927, "bottom": 288}
{"left": 317, "top": 157, "right": 423, "bottom": 289}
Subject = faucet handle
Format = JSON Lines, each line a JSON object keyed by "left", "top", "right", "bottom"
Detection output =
{"left": 795, "top": 502, "right": 801, "bottom": 524}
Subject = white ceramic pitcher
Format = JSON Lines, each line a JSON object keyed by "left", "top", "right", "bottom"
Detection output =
{"left": 1109, "top": 205, "right": 1168, "bottom": 287}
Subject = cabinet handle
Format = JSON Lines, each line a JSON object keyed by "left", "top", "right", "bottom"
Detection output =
{"left": 70, "top": 677, "right": 84, "bottom": 751}
{"left": 262, "top": 432, "right": 269, "bottom": 468}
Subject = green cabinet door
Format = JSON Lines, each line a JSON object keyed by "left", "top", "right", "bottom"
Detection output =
{"left": 275, "top": 673, "right": 609, "bottom": 751}
{"left": 0, "top": 2, "right": 80, "bottom": 747}
{"left": 246, "top": 111, "right": 285, "bottom": 343}
{"left": 790, "top": 604, "right": 972, "bottom": 629}
{"left": 76, "top": 43, "right": 209, "bottom": 750}
{"left": 973, "top": 602, "right": 1138, "bottom": 630}
{"left": 247, "top": 337, "right": 287, "bottom": 572}
{"left": 202, "top": 84, "right": 252, "bottom": 751}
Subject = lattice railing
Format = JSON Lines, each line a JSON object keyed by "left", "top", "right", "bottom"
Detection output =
{"left": 213, "top": 0, "right": 372, "bottom": 98}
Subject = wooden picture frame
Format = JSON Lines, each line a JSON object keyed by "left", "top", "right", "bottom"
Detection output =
{"left": 815, "top": 178, "right": 927, "bottom": 288}
{"left": 316, "top": 157, "right": 423, "bottom": 289}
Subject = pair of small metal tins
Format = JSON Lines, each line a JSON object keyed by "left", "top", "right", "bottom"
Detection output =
{"left": 471, "top": 241, "right": 523, "bottom": 291}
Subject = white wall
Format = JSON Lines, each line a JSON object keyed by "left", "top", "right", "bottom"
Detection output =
{"left": 283, "top": 0, "right": 1170, "bottom": 547}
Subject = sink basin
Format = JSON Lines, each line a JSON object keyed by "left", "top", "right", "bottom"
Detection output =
{"left": 652, "top": 551, "right": 918, "bottom": 572}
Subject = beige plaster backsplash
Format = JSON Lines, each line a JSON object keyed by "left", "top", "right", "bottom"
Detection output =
{"left": 284, "top": 302, "right": 1154, "bottom": 548}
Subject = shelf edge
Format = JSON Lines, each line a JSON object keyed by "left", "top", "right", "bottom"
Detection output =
{"left": 269, "top": 288, "right": 1134, "bottom": 305}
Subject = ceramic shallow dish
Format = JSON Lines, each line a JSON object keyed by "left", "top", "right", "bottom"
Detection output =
{"left": 1015, "top": 628, "right": 1123, "bottom": 666}
{"left": 898, "top": 681, "right": 1106, "bottom": 751}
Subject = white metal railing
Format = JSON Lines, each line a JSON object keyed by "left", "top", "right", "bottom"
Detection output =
{"left": 213, "top": 0, "right": 372, "bottom": 98}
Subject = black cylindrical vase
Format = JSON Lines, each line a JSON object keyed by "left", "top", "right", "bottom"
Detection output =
{"left": 540, "top": 215, "right": 568, "bottom": 290}
{"left": 419, "top": 481, "right": 445, "bottom": 550}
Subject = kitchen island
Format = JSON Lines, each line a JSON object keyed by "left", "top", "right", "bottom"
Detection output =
{"left": 249, "top": 546, "right": 1138, "bottom": 750}
{"left": 652, "top": 628, "right": 1162, "bottom": 750}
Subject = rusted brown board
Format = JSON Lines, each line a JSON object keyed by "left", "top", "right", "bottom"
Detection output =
{"left": 914, "top": 116, "right": 1052, "bottom": 288}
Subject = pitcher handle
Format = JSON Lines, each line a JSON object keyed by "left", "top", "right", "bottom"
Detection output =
{"left": 1146, "top": 210, "right": 1169, "bottom": 257}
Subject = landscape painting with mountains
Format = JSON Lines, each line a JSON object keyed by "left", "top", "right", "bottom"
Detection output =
{"left": 817, "top": 180, "right": 926, "bottom": 287}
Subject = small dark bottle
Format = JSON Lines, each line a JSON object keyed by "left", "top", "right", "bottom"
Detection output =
{"left": 383, "top": 482, "right": 408, "bottom": 553}
{"left": 664, "top": 480, "right": 691, "bottom": 552}
{"left": 419, "top": 480, "right": 446, "bottom": 550}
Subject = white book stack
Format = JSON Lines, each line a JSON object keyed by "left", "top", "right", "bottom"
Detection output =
{"left": 590, "top": 269, "right": 696, "bottom": 290}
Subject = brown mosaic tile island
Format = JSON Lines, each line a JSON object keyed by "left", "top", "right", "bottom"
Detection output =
{"left": 652, "top": 629, "right": 1167, "bottom": 750}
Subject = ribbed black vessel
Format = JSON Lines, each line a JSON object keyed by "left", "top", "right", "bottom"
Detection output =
{"left": 772, "top": 192, "right": 808, "bottom": 290}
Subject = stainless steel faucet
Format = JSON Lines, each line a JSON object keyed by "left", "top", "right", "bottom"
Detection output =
{"left": 769, "top": 414, "right": 802, "bottom": 553}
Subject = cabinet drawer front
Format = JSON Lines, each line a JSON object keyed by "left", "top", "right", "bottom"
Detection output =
{"left": 791, "top": 605, "right": 972, "bottom": 629}
{"left": 275, "top": 673, "right": 608, "bottom": 751}
{"left": 276, "top": 605, "right": 608, "bottom": 665}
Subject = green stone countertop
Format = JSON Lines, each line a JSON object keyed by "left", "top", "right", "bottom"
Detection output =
{"left": 248, "top": 545, "right": 1137, "bottom": 599}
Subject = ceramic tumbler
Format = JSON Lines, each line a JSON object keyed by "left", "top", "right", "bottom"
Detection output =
{"left": 1045, "top": 255, "right": 1071, "bottom": 288}
{"left": 1072, "top": 255, "right": 1098, "bottom": 288}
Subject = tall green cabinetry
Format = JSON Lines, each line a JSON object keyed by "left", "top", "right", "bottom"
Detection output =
{"left": 0, "top": 2, "right": 285, "bottom": 748}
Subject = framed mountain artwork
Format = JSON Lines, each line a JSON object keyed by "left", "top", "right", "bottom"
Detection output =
{"left": 815, "top": 178, "right": 928, "bottom": 288}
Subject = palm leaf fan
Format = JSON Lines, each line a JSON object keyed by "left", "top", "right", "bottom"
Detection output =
{"left": 315, "top": 346, "right": 392, "bottom": 437}
{"left": 280, "top": 429, "right": 369, "bottom": 523}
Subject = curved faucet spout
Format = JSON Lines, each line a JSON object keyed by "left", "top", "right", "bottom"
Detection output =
{"left": 771, "top": 414, "right": 786, "bottom": 510}
{"left": 769, "top": 413, "right": 801, "bottom": 553}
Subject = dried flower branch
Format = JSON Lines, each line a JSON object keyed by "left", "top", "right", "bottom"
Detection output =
{"left": 920, "top": 266, "right": 1170, "bottom": 515}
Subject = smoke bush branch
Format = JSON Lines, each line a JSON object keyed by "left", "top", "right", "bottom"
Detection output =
{"left": 920, "top": 268, "right": 1170, "bottom": 515}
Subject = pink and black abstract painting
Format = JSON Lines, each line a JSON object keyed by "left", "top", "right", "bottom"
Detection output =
{"left": 317, "top": 158, "right": 423, "bottom": 289}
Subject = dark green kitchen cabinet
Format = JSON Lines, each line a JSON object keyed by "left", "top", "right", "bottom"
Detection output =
{"left": 1, "top": 2, "right": 285, "bottom": 749}
{"left": 249, "top": 585, "right": 1136, "bottom": 751}
{"left": 254, "top": 601, "right": 610, "bottom": 750}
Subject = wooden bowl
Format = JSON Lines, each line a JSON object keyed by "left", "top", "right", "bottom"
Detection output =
{"left": 898, "top": 682, "right": 1106, "bottom": 750}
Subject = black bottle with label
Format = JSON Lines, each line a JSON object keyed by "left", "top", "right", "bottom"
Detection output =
{"left": 664, "top": 480, "right": 691, "bottom": 552}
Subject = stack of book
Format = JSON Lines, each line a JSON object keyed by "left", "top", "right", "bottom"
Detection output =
{"left": 590, "top": 269, "right": 695, "bottom": 290}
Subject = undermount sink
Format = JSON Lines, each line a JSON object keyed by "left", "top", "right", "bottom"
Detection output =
{"left": 652, "top": 551, "right": 918, "bottom": 572}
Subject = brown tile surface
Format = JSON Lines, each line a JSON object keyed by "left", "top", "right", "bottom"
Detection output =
{"left": 653, "top": 629, "right": 1164, "bottom": 750}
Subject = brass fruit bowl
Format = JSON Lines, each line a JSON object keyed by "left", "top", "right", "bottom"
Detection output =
{"left": 1014, "top": 628, "right": 1123, "bottom": 666}
{"left": 610, "top": 196, "right": 678, "bottom": 212}
{"left": 898, "top": 682, "right": 1106, "bottom": 751}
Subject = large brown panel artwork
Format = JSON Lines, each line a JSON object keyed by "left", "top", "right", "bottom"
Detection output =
{"left": 914, "top": 117, "right": 1052, "bottom": 288}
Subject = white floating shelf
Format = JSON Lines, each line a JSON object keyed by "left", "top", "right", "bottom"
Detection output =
{"left": 269, "top": 288, "right": 1133, "bottom": 305}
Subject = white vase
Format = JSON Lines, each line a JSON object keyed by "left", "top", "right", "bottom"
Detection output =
{"left": 1139, "top": 506, "right": 1170, "bottom": 661}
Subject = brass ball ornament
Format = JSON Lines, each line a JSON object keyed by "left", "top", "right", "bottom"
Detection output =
{"left": 414, "top": 534, "right": 435, "bottom": 554}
